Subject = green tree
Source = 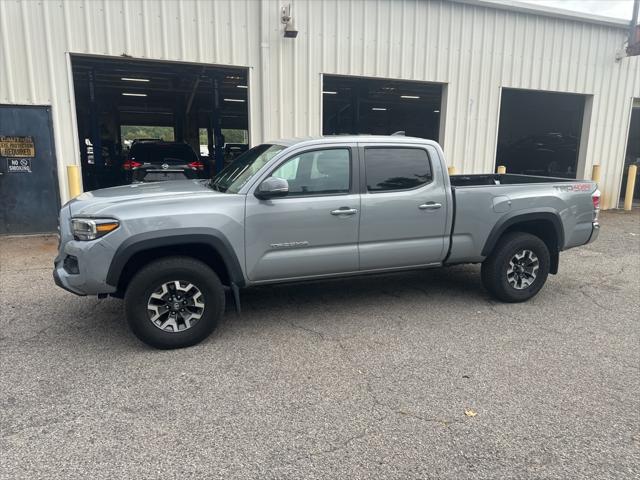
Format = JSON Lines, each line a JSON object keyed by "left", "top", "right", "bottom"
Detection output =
{"left": 121, "top": 126, "right": 174, "bottom": 141}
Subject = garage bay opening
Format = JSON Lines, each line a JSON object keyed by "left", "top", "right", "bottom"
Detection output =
{"left": 70, "top": 55, "right": 249, "bottom": 191}
{"left": 322, "top": 75, "right": 443, "bottom": 140}
{"left": 620, "top": 101, "right": 640, "bottom": 207}
{"left": 496, "top": 89, "right": 586, "bottom": 178}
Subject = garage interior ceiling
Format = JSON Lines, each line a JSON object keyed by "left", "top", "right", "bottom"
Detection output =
{"left": 322, "top": 75, "right": 442, "bottom": 141}
{"left": 71, "top": 55, "right": 249, "bottom": 130}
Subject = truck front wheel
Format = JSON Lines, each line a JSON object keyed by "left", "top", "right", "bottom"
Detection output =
{"left": 124, "top": 256, "right": 225, "bottom": 349}
{"left": 481, "top": 232, "right": 550, "bottom": 302}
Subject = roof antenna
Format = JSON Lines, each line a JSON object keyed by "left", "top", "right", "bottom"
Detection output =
{"left": 391, "top": 131, "right": 405, "bottom": 136}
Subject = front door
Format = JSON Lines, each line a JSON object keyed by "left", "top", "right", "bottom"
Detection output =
{"left": 358, "top": 144, "right": 448, "bottom": 270}
{"left": 245, "top": 145, "right": 360, "bottom": 282}
{"left": 0, "top": 106, "right": 60, "bottom": 234}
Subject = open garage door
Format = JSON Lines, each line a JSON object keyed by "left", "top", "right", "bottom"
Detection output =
{"left": 620, "top": 100, "right": 640, "bottom": 207}
{"left": 322, "top": 75, "right": 442, "bottom": 140}
{"left": 71, "top": 55, "right": 249, "bottom": 191}
{"left": 496, "top": 88, "right": 586, "bottom": 178}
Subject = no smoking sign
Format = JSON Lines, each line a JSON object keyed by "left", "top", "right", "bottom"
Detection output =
{"left": 6, "top": 158, "right": 32, "bottom": 173}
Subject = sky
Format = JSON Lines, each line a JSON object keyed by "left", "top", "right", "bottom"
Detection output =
{"left": 518, "top": 0, "right": 636, "bottom": 20}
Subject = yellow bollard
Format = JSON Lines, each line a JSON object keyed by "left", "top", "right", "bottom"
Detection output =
{"left": 447, "top": 166, "right": 456, "bottom": 175}
{"left": 497, "top": 165, "right": 506, "bottom": 174}
{"left": 591, "top": 164, "right": 601, "bottom": 184}
{"left": 624, "top": 164, "right": 637, "bottom": 211}
{"left": 67, "top": 165, "right": 83, "bottom": 199}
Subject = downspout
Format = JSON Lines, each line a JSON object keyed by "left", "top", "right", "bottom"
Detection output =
{"left": 630, "top": 0, "right": 639, "bottom": 43}
{"left": 260, "top": 0, "right": 271, "bottom": 143}
{"left": 628, "top": 0, "right": 640, "bottom": 56}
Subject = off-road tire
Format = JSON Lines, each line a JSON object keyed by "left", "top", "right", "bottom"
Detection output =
{"left": 481, "top": 232, "right": 550, "bottom": 303}
{"left": 124, "top": 256, "right": 225, "bottom": 349}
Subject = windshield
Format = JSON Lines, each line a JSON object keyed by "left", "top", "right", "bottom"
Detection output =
{"left": 211, "top": 144, "right": 286, "bottom": 193}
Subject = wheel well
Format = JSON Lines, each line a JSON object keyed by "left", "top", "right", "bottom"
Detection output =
{"left": 115, "top": 243, "right": 231, "bottom": 296}
{"left": 502, "top": 220, "right": 560, "bottom": 274}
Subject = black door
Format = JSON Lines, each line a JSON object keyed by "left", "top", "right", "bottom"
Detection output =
{"left": 0, "top": 105, "right": 60, "bottom": 234}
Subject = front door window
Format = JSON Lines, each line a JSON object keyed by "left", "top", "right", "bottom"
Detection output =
{"left": 271, "top": 148, "right": 351, "bottom": 196}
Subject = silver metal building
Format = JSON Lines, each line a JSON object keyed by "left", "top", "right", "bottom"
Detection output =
{"left": 0, "top": 0, "right": 638, "bottom": 233}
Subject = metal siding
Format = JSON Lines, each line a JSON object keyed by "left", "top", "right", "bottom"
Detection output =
{"left": 0, "top": 0, "right": 638, "bottom": 208}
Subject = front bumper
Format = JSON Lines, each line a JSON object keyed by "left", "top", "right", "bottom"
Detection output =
{"left": 53, "top": 245, "right": 118, "bottom": 296}
{"left": 53, "top": 265, "right": 84, "bottom": 296}
{"left": 52, "top": 204, "right": 119, "bottom": 296}
{"left": 586, "top": 222, "right": 600, "bottom": 244}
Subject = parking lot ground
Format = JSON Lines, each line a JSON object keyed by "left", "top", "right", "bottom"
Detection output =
{"left": 1, "top": 210, "right": 639, "bottom": 479}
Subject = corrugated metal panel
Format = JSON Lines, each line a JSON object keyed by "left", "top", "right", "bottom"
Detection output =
{"left": 0, "top": 0, "right": 638, "bottom": 208}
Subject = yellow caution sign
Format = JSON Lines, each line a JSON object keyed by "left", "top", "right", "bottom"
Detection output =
{"left": 0, "top": 136, "right": 35, "bottom": 157}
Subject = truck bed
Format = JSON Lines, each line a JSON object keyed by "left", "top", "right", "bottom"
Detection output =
{"left": 446, "top": 174, "right": 597, "bottom": 265}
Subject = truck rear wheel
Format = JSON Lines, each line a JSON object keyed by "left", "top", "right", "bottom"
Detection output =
{"left": 481, "top": 232, "right": 550, "bottom": 302}
{"left": 124, "top": 256, "right": 225, "bottom": 349}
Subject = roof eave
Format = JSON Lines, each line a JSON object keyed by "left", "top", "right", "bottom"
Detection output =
{"left": 451, "top": 0, "right": 630, "bottom": 29}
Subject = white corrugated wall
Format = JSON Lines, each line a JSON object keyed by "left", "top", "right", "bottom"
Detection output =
{"left": 0, "top": 0, "right": 638, "bottom": 208}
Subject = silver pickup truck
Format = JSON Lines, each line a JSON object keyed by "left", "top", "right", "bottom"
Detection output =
{"left": 54, "top": 136, "right": 600, "bottom": 349}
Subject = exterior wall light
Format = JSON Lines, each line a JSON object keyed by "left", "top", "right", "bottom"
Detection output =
{"left": 281, "top": 4, "right": 298, "bottom": 38}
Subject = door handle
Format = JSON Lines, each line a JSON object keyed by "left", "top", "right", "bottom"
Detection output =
{"left": 418, "top": 202, "right": 442, "bottom": 210}
{"left": 330, "top": 207, "right": 358, "bottom": 216}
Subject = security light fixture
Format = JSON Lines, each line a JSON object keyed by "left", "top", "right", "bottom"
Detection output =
{"left": 122, "top": 92, "right": 147, "bottom": 97}
{"left": 400, "top": 95, "right": 420, "bottom": 99}
{"left": 224, "top": 98, "right": 246, "bottom": 103}
{"left": 281, "top": 4, "right": 298, "bottom": 38}
{"left": 372, "top": 107, "right": 387, "bottom": 111}
{"left": 121, "top": 77, "right": 150, "bottom": 82}
{"left": 434, "top": 109, "right": 440, "bottom": 113}
{"left": 237, "top": 85, "right": 248, "bottom": 89}
{"left": 323, "top": 91, "right": 337, "bottom": 95}
{"left": 284, "top": 24, "right": 298, "bottom": 38}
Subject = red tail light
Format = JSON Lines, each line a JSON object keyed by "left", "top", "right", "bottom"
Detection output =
{"left": 188, "top": 161, "right": 204, "bottom": 171}
{"left": 592, "top": 189, "right": 600, "bottom": 222}
{"left": 123, "top": 160, "right": 142, "bottom": 170}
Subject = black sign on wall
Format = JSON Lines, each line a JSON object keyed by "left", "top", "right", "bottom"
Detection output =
{"left": 6, "top": 158, "right": 33, "bottom": 173}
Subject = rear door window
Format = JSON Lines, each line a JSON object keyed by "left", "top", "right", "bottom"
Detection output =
{"left": 365, "top": 147, "right": 432, "bottom": 192}
{"left": 154, "top": 144, "right": 197, "bottom": 164}
{"left": 132, "top": 143, "right": 197, "bottom": 165}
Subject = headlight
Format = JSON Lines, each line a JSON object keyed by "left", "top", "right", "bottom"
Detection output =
{"left": 71, "top": 218, "right": 119, "bottom": 241}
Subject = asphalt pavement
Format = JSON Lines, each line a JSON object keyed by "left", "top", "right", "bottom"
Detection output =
{"left": 1, "top": 211, "right": 639, "bottom": 479}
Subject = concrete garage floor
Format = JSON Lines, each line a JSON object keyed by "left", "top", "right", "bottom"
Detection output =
{"left": 0, "top": 212, "right": 638, "bottom": 479}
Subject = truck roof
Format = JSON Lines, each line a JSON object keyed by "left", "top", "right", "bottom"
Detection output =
{"left": 267, "top": 135, "right": 439, "bottom": 148}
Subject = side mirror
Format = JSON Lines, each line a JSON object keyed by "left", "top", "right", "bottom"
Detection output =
{"left": 255, "top": 176, "right": 289, "bottom": 200}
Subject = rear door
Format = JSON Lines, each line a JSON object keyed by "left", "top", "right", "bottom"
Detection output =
{"left": 244, "top": 144, "right": 360, "bottom": 281}
{"left": 358, "top": 143, "right": 448, "bottom": 270}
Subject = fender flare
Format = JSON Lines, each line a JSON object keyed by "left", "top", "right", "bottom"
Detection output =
{"left": 481, "top": 210, "right": 565, "bottom": 258}
{"left": 105, "top": 228, "right": 246, "bottom": 288}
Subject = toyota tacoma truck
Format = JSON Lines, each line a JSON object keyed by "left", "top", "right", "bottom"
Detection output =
{"left": 54, "top": 136, "right": 600, "bottom": 349}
